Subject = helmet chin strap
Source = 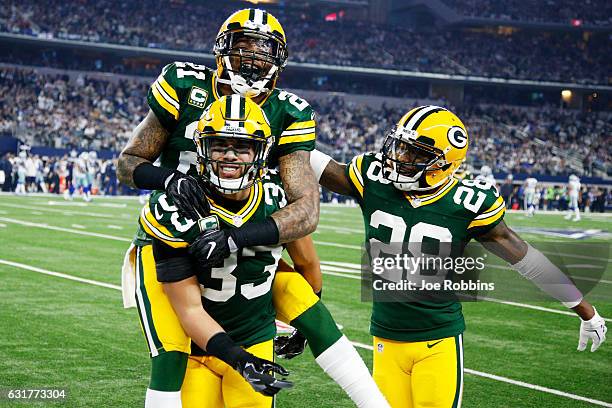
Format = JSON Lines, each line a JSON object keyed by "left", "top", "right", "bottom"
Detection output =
{"left": 217, "top": 56, "right": 276, "bottom": 98}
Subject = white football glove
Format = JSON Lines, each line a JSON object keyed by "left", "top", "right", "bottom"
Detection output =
{"left": 577, "top": 308, "right": 607, "bottom": 352}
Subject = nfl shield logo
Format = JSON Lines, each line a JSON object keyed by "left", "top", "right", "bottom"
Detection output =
{"left": 377, "top": 343, "right": 384, "bottom": 353}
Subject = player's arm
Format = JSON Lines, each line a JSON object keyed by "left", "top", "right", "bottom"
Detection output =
{"left": 271, "top": 150, "right": 320, "bottom": 243}
{"left": 310, "top": 150, "right": 356, "bottom": 197}
{"left": 117, "top": 110, "right": 169, "bottom": 189}
{"left": 275, "top": 235, "right": 322, "bottom": 359}
{"left": 285, "top": 235, "right": 322, "bottom": 294}
{"left": 477, "top": 221, "right": 607, "bottom": 351}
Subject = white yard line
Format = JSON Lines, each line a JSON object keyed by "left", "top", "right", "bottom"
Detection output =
{"left": 0, "top": 259, "right": 121, "bottom": 291}
{"left": 0, "top": 217, "right": 131, "bottom": 242}
{"left": 0, "top": 202, "right": 135, "bottom": 220}
{"left": 1, "top": 258, "right": 610, "bottom": 407}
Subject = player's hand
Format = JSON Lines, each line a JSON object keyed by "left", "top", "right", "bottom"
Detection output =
{"left": 164, "top": 171, "right": 209, "bottom": 221}
{"left": 235, "top": 352, "right": 293, "bottom": 396}
{"left": 578, "top": 308, "right": 607, "bottom": 352}
{"left": 189, "top": 229, "right": 233, "bottom": 267}
{"left": 275, "top": 330, "right": 307, "bottom": 359}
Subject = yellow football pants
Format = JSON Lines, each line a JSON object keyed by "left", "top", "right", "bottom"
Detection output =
{"left": 134, "top": 245, "right": 319, "bottom": 357}
{"left": 181, "top": 340, "right": 275, "bottom": 408}
{"left": 135, "top": 245, "right": 191, "bottom": 356}
{"left": 373, "top": 335, "right": 463, "bottom": 408}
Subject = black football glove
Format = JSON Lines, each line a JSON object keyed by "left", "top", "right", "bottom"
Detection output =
{"left": 189, "top": 229, "right": 233, "bottom": 268}
{"left": 275, "top": 329, "right": 308, "bottom": 359}
{"left": 206, "top": 332, "right": 293, "bottom": 397}
{"left": 235, "top": 351, "right": 293, "bottom": 396}
{"left": 164, "top": 171, "right": 210, "bottom": 221}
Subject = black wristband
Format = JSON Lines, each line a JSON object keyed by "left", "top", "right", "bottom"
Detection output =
{"left": 206, "top": 332, "right": 245, "bottom": 368}
{"left": 133, "top": 162, "right": 175, "bottom": 190}
{"left": 229, "top": 217, "right": 280, "bottom": 249}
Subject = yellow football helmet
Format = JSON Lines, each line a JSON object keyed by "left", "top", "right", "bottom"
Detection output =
{"left": 193, "top": 94, "right": 274, "bottom": 193}
{"left": 214, "top": 9, "right": 288, "bottom": 98}
{"left": 381, "top": 105, "right": 468, "bottom": 191}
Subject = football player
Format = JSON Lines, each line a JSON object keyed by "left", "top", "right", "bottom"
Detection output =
{"left": 523, "top": 174, "right": 538, "bottom": 217}
{"left": 309, "top": 105, "right": 607, "bottom": 408}
{"left": 129, "top": 95, "right": 390, "bottom": 407}
{"left": 117, "top": 9, "right": 321, "bottom": 407}
{"left": 565, "top": 174, "right": 581, "bottom": 221}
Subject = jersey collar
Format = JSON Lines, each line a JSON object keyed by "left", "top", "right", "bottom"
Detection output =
{"left": 403, "top": 178, "right": 458, "bottom": 208}
{"left": 206, "top": 180, "right": 264, "bottom": 227}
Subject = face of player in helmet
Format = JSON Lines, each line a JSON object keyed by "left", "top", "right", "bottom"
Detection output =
{"left": 228, "top": 35, "right": 276, "bottom": 84}
{"left": 209, "top": 138, "right": 256, "bottom": 180}
{"left": 204, "top": 136, "right": 261, "bottom": 200}
{"left": 383, "top": 137, "right": 440, "bottom": 179}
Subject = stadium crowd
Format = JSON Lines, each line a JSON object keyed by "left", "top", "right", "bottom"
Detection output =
{"left": 441, "top": 0, "right": 612, "bottom": 26}
{"left": 2, "top": 67, "right": 610, "bottom": 180}
{"left": 1, "top": 0, "right": 609, "bottom": 85}
{"left": 0, "top": 67, "right": 148, "bottom": 152}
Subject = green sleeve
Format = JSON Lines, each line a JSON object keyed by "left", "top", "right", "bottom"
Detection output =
{"left": 138, "top": 191, "right": 201, "bottom": 247}
{"left": 466, "top": 184, "right": 506, "bottom": 238}
{"left": 274, "top": 92, "right": 316, "bottom": 158}
{"left": 344, "top": 153, "right": 369, "bottom": 203}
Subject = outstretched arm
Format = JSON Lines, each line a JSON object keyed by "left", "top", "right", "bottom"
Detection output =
{"left": 477, "top": 221, "right": 607, "bottom": 351}
{"left": 271, "top": 151, "right": 320, "bottom": 243}
{"left": 311, "top": 150, "right": 355, "bottom": 196}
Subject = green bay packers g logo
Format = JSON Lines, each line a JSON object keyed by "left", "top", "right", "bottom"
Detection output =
{"left": 188, "top": 86, "right": 209, "bottom": 108}
{"left": 447, "top": 126, "right": 467, "bottom": 148}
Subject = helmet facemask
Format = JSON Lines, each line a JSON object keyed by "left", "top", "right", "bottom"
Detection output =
{"left": 215, "top": 30, "right": 287, "bottom": 98}
{"left": 194, "top": 129, "right": 272, "bottom": 194}
{"left": 381, "top": 126, "right": 452, "bottom": 192}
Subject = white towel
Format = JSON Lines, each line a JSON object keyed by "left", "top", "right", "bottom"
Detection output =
{"left": 121, "top": 243, "right": 137, "bottom": 308}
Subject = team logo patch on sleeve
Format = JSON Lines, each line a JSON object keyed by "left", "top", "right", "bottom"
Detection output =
{"left": 188, "top": 86, "right": 209, "bottom": 108}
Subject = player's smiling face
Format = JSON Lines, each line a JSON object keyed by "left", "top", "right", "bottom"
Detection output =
{"left": 209, "top": 138, "right": 256, "bottom": 180}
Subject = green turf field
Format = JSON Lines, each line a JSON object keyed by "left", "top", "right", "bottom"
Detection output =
{"left": 0, "top": 194, "right": 610, "bottom": 407}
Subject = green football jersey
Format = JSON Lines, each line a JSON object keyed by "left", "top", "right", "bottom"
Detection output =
{"left": 134, "top": 61, "right": 316, "bottom": 246}
{"left": 346, "top": 152, "right": 506, "bottom": 342}
{"left": 139, "top": 170, "right": 288, "bottom": 347}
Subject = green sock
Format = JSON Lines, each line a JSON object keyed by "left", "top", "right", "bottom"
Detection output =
{"left": 149, "top": 351, "right": 188, "bottom": 391}
{"left": 291, "top": 300, "right": 343, "bottom": 358}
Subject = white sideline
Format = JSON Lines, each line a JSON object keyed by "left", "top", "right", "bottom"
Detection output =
{"left": 1, "top": 258, "right": 610, "bottom": 407}
{"left": 1, "top": 215, "right": 610, "bottom": 322}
